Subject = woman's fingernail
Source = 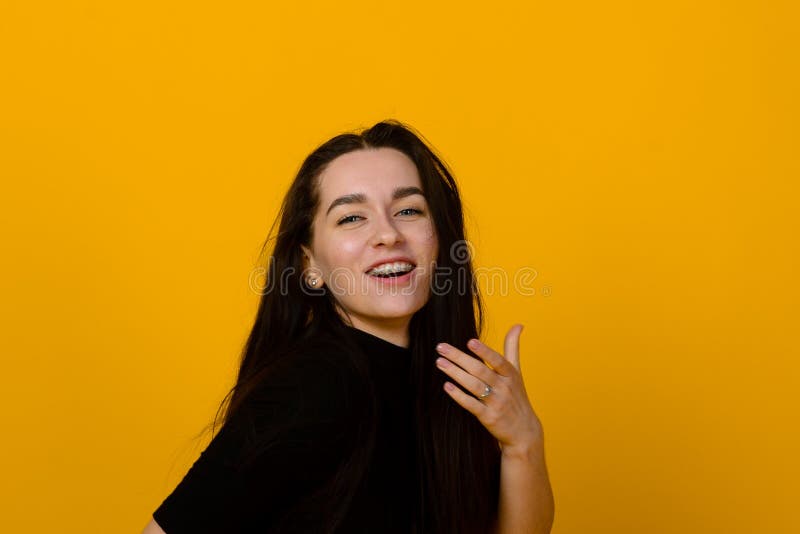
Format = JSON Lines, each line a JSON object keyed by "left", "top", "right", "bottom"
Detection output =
{"left": 436, "top": 343, "right": 447, "bottom": 353}
{"left": 468, "top": 339, "right": 479, "bottom": 349}
{"left": 436, "top": 357, "right": 449, "bottom": 368}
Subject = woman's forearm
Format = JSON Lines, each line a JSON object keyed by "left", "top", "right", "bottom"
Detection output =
{"left": 496, "top": 439, "right": 555, "bottom": 534}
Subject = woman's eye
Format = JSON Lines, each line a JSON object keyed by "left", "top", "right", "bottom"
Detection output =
{"left": 337, "top": 209, "right": 423, "bottom": 225}
{"left": 398, "top": 208, "right": 424, "bottom": 216}
{"left": 337, "top": 215, "right": 363, "bottom": 225}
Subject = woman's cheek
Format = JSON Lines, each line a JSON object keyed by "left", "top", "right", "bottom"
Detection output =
{"left": 424, "top": 228, "right": 439, "bottom": 257}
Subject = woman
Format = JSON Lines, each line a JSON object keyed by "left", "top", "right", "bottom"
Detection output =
{"left": 143, "top": 120, "right": 554, "bottom": 533}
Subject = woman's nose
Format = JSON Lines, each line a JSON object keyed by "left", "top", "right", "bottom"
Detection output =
{"left": 371, "top": 213, "right": 403, "bottom": 247}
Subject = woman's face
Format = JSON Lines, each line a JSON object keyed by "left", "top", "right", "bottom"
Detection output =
{"left": 301, "top": 147, "right": 439, "bottom": 337}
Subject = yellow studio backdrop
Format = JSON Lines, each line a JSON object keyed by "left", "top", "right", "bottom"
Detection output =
{"left": 0, "top": 1, "right": 797, "bottom": 532}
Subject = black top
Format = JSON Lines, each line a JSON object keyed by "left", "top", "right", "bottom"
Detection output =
{"left": 153, "top": 326, "right": 415, "bottom": 533}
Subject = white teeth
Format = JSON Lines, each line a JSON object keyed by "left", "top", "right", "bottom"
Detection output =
{"left": 367, "top": 261, "right": 415, "bottom": 276}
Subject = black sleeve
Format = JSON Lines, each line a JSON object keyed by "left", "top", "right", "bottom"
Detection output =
{"left": 152, "top": 349, "right": 362, "bottom": 534}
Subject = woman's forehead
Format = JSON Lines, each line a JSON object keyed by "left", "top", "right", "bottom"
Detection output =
{"left": 317, "top": 148, "right": 422, "bottom": 201}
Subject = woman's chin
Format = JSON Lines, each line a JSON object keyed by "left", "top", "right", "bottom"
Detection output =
{"left": 370, "top": 300, "right": 427, "bottom": 320}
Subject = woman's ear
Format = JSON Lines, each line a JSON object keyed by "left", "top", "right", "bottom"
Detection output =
{"left": 300, "top": 245, "right": 312, "bottom": 271}
{"left": 300, "top": 245, "right": 323, "bottom": 289}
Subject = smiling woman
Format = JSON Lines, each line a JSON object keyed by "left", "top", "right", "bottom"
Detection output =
{"left": 300, "top": 147, "right": 439, "bottom": 348}
{"left": 142, "top": 120, "right": 554, "bottom": 534}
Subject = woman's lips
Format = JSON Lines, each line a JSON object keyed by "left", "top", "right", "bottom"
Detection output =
{"left": 367, "top": 267, "right": 416, "bottom": 284}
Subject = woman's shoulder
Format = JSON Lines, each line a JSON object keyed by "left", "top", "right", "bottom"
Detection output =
{"left": 235, "top": 333, "right": 365, "bottom": 426}
{"left": 152, "top": 334, "right": 368, "bottom": 533}
{"left": 290, "top": 330, "right": 358, "bottom": 371}
{"left": 203, "top": 333, "right": 368, "bottom": 471}
{"left": 268, "top": 331, "right": 361, "bottom": 385}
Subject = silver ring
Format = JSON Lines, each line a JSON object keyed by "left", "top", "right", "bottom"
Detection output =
{"left": 479, "top": 384, "right": 493, "bottom": 400}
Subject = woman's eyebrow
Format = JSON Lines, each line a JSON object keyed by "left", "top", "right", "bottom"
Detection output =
{"left": 325, "top": 186, "right": 425, "bottom": 216}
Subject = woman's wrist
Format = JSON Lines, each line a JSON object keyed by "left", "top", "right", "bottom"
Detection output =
{"left": 501, "top": 434, "right": 545, "bottom": 463}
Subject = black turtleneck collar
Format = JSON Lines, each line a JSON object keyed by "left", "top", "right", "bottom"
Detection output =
{"left": 344, "top": 325, "right": 412, "bottom": 370}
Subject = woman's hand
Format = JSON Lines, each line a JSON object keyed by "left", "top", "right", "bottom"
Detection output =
{"left": 435, "top": 324, "right": 543, "bottom": 458}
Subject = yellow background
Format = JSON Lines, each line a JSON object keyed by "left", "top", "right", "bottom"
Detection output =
{"left": 1, "top": 1, "right": 797, "bottom": 532}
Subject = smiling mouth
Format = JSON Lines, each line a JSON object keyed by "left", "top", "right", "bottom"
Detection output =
{"left": 369, "top": 268, "right": 415, "bottom": 278}
{"left": 365, "top": 264, "right": 417, "bottom": 278}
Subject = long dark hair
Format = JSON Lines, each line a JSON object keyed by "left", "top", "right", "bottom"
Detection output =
{"left": 218, "top": 120, "right": 500, "bottom": 533}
